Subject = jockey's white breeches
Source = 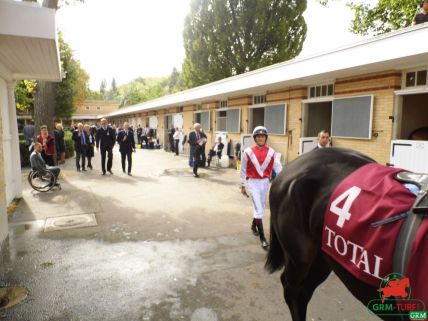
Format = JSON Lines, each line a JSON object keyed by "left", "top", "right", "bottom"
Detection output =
{"left": 247, "top": 178, "right": 270, "bottom": 219}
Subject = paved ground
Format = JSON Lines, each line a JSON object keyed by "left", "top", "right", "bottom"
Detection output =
{"left": 1, "top": 147, "right": 379, "bottom": 321}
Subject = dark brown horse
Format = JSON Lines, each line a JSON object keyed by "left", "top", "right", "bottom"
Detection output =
{"left": 266, "top": 148, "right": 394, "bottom": 321}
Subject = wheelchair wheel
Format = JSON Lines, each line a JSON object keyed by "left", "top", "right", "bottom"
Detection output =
{"left": 28, "top": 170, "right": 56, "bottom": 192}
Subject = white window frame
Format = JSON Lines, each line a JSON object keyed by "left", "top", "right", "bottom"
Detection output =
{"left": 216, "top": 107, "right": 241, "bottom": 133}
{"left": 248, "top": 103, "right": 287, "bottom": 135}
{"left": 219, "top": 100, "right": 228, "bottom": 108}
{"left": 402, "top": 67, "right": 428, "bottom": 89}
{"left": 252, "top": 94, "right": 267, "bottom": 106}
{"left": 308, "top": 82, "right": 335, "bottom": 99}
{"left": 193, "top": 110, "right": 211, "bottom": 132}
{"left": 331, "top": 94, "right": 373, "bottom": 140}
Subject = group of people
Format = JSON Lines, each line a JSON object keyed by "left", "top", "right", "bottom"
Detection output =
{"left": 72, "top": 118, "right": 136, "bottom": 176}
{"left": 186, "top": 123, "right": 225, "bottom": 177}
{"left": 27, "top": 115, "right": 333, "bottom": 253}
{"left": 23, "top": 121, "right": 67, "bottom": 167}
{"left": 136, "top": 124, "right": 153, "bottom": 148}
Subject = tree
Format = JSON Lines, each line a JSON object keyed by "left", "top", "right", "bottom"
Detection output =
{"left": 168, "top": 68, "right": 184, "bottom": 93}
{"left": 349, "top": 0, "right": 420, "bottom": 35}
{"left": 107, "top": 77, "right": 119, "bottom": 100}
{"left": 182, "top": 0, "right": 307, "bottom": 88}
{"left": 320, "top": 0, "right": 420, "bottom": 35}
{"left": 55, "top": 32, "right": 88, "bottom": 119}
{"left": 15, "top": 80, "right": 36, "bottom": 113}
{"left": 100, "top": 79, "right": 107, "bottom": 99}
{"left": 32, "top": 0, "right": 85, "bottom": 132}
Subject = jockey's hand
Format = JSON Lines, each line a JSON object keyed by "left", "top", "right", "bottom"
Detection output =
{"left": 241, "top": 186, "right": 249, "bottom": 198}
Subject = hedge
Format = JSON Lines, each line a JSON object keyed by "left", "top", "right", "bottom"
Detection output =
{"left": 19, "top": 132, "right": 75, "bottom": 167}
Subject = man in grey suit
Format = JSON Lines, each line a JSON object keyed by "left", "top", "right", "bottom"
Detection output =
{"left": 30, "top": 142, "right": 61, "bottom": 185}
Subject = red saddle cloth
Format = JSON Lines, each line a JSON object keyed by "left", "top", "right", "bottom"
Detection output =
{"left": 321, "top": 163, "right": 427, "bottom": 302}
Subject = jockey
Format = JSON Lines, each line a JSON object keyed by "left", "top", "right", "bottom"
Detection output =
{"left": 240, "top": 126, "right": 283, "bottom": 250}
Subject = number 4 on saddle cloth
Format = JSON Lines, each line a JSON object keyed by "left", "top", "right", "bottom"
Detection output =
{"left": 321, "top": 163, "right": 428, "bottom": 305}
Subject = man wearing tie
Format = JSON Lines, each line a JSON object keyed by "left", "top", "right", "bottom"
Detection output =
{"left": 72, "top": 123, "right": 89, "bottom": 172}
{"left": 188, "top": 123, "right": 207, "bottom": 178}
{"left": 116, "top": 122, "right": 136, "bottom": 176}
{"left": 96, "top": 118, "right": 116, "bottom": 175}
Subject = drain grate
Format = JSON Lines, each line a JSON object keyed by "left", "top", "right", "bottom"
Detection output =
{"left": 44, "top": 213, "right": 97, "bottom": 232}
{"left": 0, "top": 287, "right": 28, "bottom": 310}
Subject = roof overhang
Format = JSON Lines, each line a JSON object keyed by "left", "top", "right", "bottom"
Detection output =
{"left": 105, "top": 23, "right": 428, "bottom": 118}
{"left": 0, "top": 0, "right": 61, "bottom": 82}
{"left": 72, "top": 115, "right": 100, "bottom": 120}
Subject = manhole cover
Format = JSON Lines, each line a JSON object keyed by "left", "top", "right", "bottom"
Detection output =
{"left": 44, "top": 213, "right": 97, "bottom": 232}
{"left": 0, "top": 287, "right": 28, "bottom": 310}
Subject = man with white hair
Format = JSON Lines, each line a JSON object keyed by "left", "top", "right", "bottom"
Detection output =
{"left": 188, "top": 123, "right": 207, "bottom": 177}
{"left": 116, "top": 122, "right": 135, "bottom": 175}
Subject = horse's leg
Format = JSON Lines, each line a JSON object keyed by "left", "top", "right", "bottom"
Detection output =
{"left": 281, "top": 251, "right": 332, "bottom": 321}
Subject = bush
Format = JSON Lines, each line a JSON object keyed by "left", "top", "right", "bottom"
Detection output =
{"left": 19, "top": 140, "right": 31, "bottom": 167}
{"left": 65, "top": 135, "right": 74, "bottom": 159}
{"left": 19, "top": 133, "right": 75, "bottom": 168}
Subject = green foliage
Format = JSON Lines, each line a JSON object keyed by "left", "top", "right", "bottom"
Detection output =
{"left": 100, "top": 79, "right": 107, "bottom": 98}
{"left": 168, "top": 68, "right": 185, "bottom": 93}
{"left": 55, "top": 32, "right": 88, "bottom": 119}
{"left": 349, "top": 0, "right": 420, "bottom": 35}
{"left": 64, "top": 131, "right": 75, "bottom": 159}
{"left": 118, "top": 77, "right": 169, "bottom": 107}
{"left": 319, "top": 0, "right": 420, "bottom": 35}
{"left": 15, "top": 80, "right": 36, "bottom": 113}
{"left": 182, "top": 0, "right": 307, "bottom": 88}
{"left": 19, "top": 140, "right": 31, "bottom": 168}
{"left": 108, "top": 78, "right": 119, "bottom": 100}
{"left": 86, "top": 89, "right": 104, "bottom": 100}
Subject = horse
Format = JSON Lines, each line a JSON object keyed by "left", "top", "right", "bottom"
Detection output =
{"left": 266, "top": 147, "right": 411, "bottom": 321}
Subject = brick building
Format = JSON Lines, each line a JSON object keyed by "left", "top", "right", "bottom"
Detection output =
{"left": 102, "top": 24, "right": 428, "bottom": 172}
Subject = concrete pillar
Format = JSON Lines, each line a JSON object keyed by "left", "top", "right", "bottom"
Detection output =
{"left": 7, "top": 81, "right": 22, "bottom": 198}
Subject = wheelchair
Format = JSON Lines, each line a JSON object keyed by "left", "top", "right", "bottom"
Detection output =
{"left": 28, "top": 169, "right": 61, "bottom": 192}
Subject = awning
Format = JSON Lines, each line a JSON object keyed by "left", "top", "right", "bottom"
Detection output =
{"left": 0, "top": 0, "right": 61, "bottom": 81}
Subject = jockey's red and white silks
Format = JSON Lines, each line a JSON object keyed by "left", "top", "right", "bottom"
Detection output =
{"left": 245, "top": 146, "right": 275, "bottom": 179}
{"left": 322, "top": 163, "right": 415, "bottom": 286}
{"left": 240, "top": 144, "right": 283, "bottom": 219}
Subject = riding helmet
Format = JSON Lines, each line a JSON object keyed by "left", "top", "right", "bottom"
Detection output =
{"left": 253, "top": 126, "right": 268, "bottom": 140}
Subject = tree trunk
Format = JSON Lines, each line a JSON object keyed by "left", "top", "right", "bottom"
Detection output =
{"left": 33, "top": 81, "right": 56, "bottom": 133}
{"left": 32, "top": 0, "right": 59, "bottom": 162}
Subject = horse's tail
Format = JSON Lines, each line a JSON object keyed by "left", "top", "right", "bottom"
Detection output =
{"left": 265, "top": 222, "right": 285, "bottom": 273}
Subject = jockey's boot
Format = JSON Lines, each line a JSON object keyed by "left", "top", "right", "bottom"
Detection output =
{"left": 251, "top": 219, "right": 259, "bottom": 236}
{"left": 257, "top": 222, "right": 269, "bottom": 251}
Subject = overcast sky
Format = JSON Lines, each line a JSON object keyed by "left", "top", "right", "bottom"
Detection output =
{"left": 55, "top": 0, "right": 375, "bottom": 90}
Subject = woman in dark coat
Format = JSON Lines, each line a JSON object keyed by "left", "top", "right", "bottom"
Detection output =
{"left": 54, "top": 123, "right": 66, "bottom": 164}
{"left": 84, "top": 124, "right": 95, "bottom": 169}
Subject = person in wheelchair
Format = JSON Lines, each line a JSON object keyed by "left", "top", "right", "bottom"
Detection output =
{"left": 207, "top": 137, "right": 224, "bottom": 167}
{"left": 30, "top": 142, "right": 61, "bottom": 187}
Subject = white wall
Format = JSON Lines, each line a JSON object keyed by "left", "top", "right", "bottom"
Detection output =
{"left": 0, "top": 77, "right": 9, "bottom": 243}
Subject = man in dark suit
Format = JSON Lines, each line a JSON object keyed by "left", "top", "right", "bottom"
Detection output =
{"left": 117, "top": 122, "right": 136, "bottom": 176}
{"left": 96, "top": 118, "right": 116, "bottom": 175}
{"left": 188, "top": 123, "right": 207, "bottom": 178}
{"left": 136, "top": 125, "right": 142, "bottom": 146}
{"left": 72, "top": 123, "right": 89, "bottom": 172}
{"left": 313, "top": 130, "right": 331, "bottom": 150}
